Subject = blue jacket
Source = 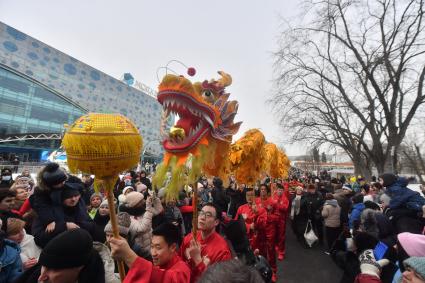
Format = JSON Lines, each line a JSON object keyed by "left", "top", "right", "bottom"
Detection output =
{"left": 386, "top": 177, "right": 425, "bottom": 211}
{"left": 349, "top": 203, "right": 365, "bottom": 229}
{"left": 0, "top": 239, "right": 22, "bottom": 282}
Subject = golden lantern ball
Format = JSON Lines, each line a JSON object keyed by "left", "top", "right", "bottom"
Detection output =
{"left": 62, "top": 113, "right": 143, "bottom": 178}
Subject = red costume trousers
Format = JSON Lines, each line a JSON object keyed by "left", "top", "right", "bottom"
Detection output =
{"left": 255, "top": 198, "right": 278, "bottom": 273}
{"left": 276, "top": 212, "right": 287, "bottom": 257}
{"left": 264, "top": 219, "right": 277, "bottom": 273}
{"left": 273, "top": 194, "right": 289, "bottom": 259}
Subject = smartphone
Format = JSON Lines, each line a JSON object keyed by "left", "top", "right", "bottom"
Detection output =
{"left": 373, "top": 241, "right": 388, "bottom": 260}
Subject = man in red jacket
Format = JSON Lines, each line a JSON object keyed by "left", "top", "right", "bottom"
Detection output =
{"left": 255, "top": 184, "right": 279, "bottom": 282}
{"left": 235, "top": 188, "right": 267, "bottom": 257}
{"left": 110, "top": 222, "right": 191, "bottom": 283}
{"left": 180, "top": 203, "right": 232, "bottom": 282}
{"left": 273, "top": 183, "right": 289, "bottom": 261}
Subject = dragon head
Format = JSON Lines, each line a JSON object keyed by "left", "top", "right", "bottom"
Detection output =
{"left": 154, "top": 70, "right": 241, "bottom": 199}
{"left": 158, "top": 71, "right": 241, "bottom": 154}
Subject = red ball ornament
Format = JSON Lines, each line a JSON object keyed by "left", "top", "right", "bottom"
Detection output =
{"left": 187, "top": 67, "right": 196, "bottom": 76}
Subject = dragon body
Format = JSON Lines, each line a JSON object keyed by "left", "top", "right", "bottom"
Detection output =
{"left": 229, "top": 129, "right": 291, "bottom": 185}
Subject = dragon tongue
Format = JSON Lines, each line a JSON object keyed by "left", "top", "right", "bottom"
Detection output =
{"left": 175, "top": 116, "right": 197, "bottom": 135}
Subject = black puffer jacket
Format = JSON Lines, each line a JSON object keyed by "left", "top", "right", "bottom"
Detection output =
{"left": 211, "top": 178, "right": 230, "bottom": 214}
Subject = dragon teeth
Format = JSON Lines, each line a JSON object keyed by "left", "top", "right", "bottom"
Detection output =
{"left": 204, "top": 115, "right": 213, "bottom": 126}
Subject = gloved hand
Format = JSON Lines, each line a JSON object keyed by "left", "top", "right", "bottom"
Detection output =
{"left": 358, "top": 249, "right": 389, "bottom": 278}
{"left": 152, "top": 196, "right": 163, "bottom": 216}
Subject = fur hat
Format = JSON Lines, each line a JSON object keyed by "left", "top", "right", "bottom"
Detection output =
{"left": 403, "top": 257, "right": 425, "bottom": 280}
{"left": 42, "top": 163, "right": 67, "bottom": 187}
{"left": 104, "top": 212, "right": 130, "bottom": 236}
{"left": 39, "top": 229, "right": 94, "bottom": 269}
{"left": 397, "top": 232, "right": 425, "bottom": 257}
{"left": 123, "top": 191, "right": 144, "bottom": 207}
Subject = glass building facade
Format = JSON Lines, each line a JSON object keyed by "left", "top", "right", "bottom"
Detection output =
{"left": 0, "top": 66, "right": 86, "bottom": 136}
{"left": 0, "top": 22, "right": 166, "bottom": 161}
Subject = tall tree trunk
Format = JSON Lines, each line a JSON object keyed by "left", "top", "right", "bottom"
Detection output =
{"left": 353, "top": 156, "right": 372, "bottom": 181}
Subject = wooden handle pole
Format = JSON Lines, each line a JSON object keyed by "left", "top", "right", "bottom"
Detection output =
{"left": 105, "top": 177, "right": 126, "bottom": 282}
{"left": 192, "top": 182, "right": 198, "bottom": 240}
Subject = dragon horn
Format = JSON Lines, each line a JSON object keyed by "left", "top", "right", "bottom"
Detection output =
{"left": 217, "top": 71, "right": 232, "bottom": 88}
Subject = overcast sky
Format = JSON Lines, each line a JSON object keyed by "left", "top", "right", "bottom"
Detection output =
{"left": 0, "top": 0, "right": 307, "bottom": 156}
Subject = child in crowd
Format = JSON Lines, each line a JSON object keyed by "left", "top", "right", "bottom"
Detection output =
{"left": 29, "top": 162, "right": 68, "bottom": 234}
{"left": 0, "top": 217, "right": 22, "bottom": 282}
{"left": 5, "top": 217, "right": 41, "bottom": 270}
{"left": 94, "top": 199, "right": 112, "bottom": 232}
{"left": 349, "top": 194, "right": 365, "bottom": 229}
{"left": 118, "top": 186, "right": 135, "bottom": 204}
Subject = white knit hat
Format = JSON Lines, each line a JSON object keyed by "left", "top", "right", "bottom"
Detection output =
{"left": 123, "top": 191, "right": 144, "bottom": 207}
{"left": 136, "top": 183, "right": 147, "bottom": 193}
{"left": 122, "top": 186, "right": 134, "bottom": 195}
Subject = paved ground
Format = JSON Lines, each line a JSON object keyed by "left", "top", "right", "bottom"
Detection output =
{"left": 276, "top": 225, "right": 342, "bottom": 283}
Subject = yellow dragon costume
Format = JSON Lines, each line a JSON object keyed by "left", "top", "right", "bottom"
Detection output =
{"left": 229, "top": 129, "right": 291, "bottom": 185}
{"left": 153, "top": 70, "right": 241, "bottom": 199}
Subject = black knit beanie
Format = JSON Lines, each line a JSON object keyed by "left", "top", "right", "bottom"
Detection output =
{"left": 379, "top": 173, "right": 398, "bottom": 187}
{"left": 39, "top": 229, "right": 94, "bottom": 269}
{"left": 61, "top": 182, "right": 81, "bottom": 201}
{"left": 42, "top": 163, "right": 67, "bottom": 187}
{"left": 354, "top": 232, "right": 379, "bottom": 254}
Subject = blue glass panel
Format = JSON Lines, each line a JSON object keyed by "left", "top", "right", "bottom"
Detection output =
{"left": 90, "top": 71, "right": 100, "bottom": 81}
{"left": 6, "top": 26, "right": 27, "bottom": 41}
{"left": 11, "top": 61, "right": 19, "bottom": 68}
{"left": 3, "top": 41, "right": 18, "bottom": 52}
{"left": 0, "top": 75, "right": 29, "bottom": 93}
{"left": 27, "top": 52, "right": 39, "bottom": 60}
{"left": 64, "top": 63, "right": 77, "bottom": 75}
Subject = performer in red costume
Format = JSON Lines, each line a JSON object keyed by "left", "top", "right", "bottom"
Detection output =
{"left": 180, "top": 203, "right": 232, "bottom": 283}
{"left": 110, "top": 222, "right": 191, "bottom": 283}
{"left": 255, "top": 184, "right": 279, "bottom": 282}
{"left": 235, "top": 187, "right": 267, "bottom": 256}
{"left": 273, "top": 182, "right": 289, "bottom": 261}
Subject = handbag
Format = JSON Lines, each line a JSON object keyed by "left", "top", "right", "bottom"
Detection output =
{"left": 304, "top": 220, "right": 318, "bottom": 247}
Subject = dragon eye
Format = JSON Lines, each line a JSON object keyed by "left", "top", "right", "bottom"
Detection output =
{"left": 203, "top": 90, "right": 212, "bottom": 97}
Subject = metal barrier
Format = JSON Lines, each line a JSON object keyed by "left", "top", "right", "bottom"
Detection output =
{"left": 0, "top": 164, "right": 44, "bottom": 174}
